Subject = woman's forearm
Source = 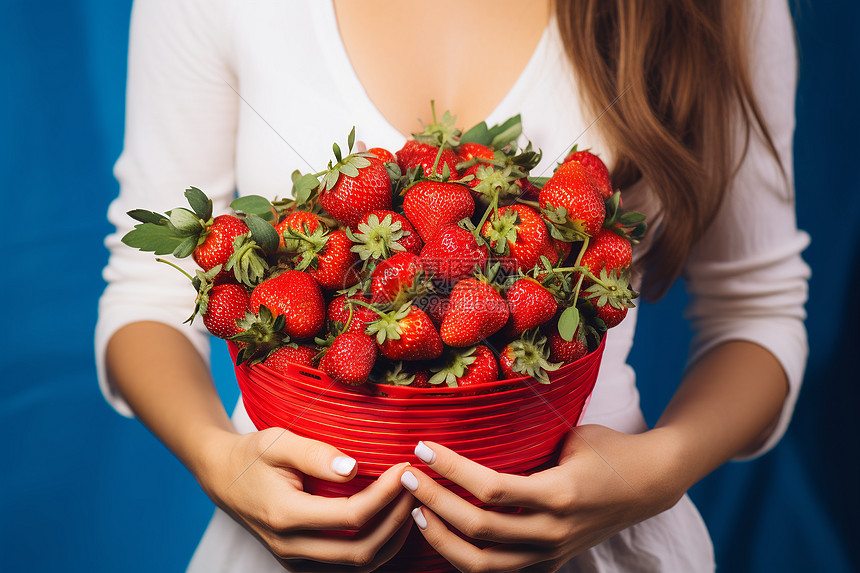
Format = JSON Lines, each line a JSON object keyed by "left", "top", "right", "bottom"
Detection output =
{"left": 653, "top": 340, "right": 789, "bottom": 491}
{"left": 105, "top": 321, "right": 235, "bottom": 478}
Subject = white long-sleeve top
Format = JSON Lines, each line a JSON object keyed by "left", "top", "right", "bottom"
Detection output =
{"left": 96, "top": 1, "right": 809, "bottom": 571}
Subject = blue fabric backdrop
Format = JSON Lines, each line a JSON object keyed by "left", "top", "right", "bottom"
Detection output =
{"left": 1, "top": 1, "right": 857, "bottom": 571}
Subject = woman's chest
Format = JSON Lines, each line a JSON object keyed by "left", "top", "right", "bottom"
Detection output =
{"left": 331, "top": 0, "right": 551, "bottom": 135}
{"left": 227, "top": 0, "right": 609, "bottom": 199}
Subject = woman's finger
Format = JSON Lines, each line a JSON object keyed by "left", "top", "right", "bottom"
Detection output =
{"left": 520, "top": 558, "right": 570, "bottom": 573}
{"left": 282, "top": 519, "right": 413, "bottom": 573}
{"left": 258, "top": 428, "right": 359, "bottom": 482}
{"left": 356, "top": 508, "right": 415, "bottom": 572}
{"left": 413, "top": 441, "right": 568, "bottom": 511}
{"left": 400, "top": 467, "right": 562, "bottom": 545}
{"left": 412, "top": 506, "right": 553, "bottom": 573}
{"left": 272, "top": 489, "right": 415, "bottom": 567}
{"left": 265, "top": 462, "right": 411, "bottom": 532}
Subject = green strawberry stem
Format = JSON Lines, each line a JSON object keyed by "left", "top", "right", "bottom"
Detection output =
{"left": 550, "top": 264, "right": 615, "bottom": 291}
{"left": 341, "top": 303, "right": 356, "bottom": 336}
{"left": 475, "top": 193, "right": 500, "bottom": 239}
{"left": 430, "top": 143, "right": 445, "bottom": 176}
{"left": 455, "top": 155, "right": 506, "bottom": 172}
{"left": 155, "top": 257, "right": 193, "bottom": 281}
{"left": 569, "top": 235, "right": 591, "bottom": 303}
{"left": 347, "top": 297, "right": 389, "bottom": 318}
{"left": 155, "top": 257, "right": 222, "bottom": 324}
{"left": 517, "top": 199, "right": 541, "bottom": 209}
{"left": 314, "top": 214, "right": 339, "bottom": 228}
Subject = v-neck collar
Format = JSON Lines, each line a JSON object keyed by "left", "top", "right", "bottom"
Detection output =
{"left": 310, "top": 1, "right": 551, "bottom": 143}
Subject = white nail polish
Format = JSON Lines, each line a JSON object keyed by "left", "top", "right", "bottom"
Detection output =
{"left": 411, "top": 507, "right": 428, "bottom": 530}
{"left": 414, "top": 441, "right": 436, "bottom": 464}
{"left": 332, "top": 456, "right": 356, "bottom": 476}
{"left": 401, "top": 470, "right": 419, "bottom": 491}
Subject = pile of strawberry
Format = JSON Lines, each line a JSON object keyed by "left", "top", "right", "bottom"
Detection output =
{"left": 123, "top": 105, "right": 645, "bottom": 391}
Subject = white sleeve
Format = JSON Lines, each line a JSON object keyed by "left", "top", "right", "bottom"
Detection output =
{"left": 682, "top": 0, "right": 810, "bottom": 459}
{"left": 95, "top": 0, "right": 238, "bottom": 417}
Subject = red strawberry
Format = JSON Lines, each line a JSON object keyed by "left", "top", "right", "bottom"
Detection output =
{"left": 276, "top": 211, "right": 324, "bottom": 251}
{"left": 456, "top": 143, "right": 496, "bottom": 188}
{"left": 429, "top": 345, "right": 498, "bottom": 387}
{"left": 457, "top": 163, "right": 484, "bottom": 189}
{"left": 480, "top": 204, "right": 552, "bottom": 273}
{"left": 582, "top": 269, "right": 636, "bottom": 329}
{"left": 579, "top": 228, "right": 633, "bottom": 283}
{"left": 202, "top": 283, "right": 250, "bottom": 339}
{"left": 592, "top": 301, "right": 628, "bottom": 329}
{"left": 455, "top": 345, "right": 499, "bottom": 386}
{"left": 367, "top": 147, "right": 396, "bottom": 163}
{"left": 262, "top": 344, "right": 317, "bottom": 372}
{"left": 504, "top": 278, "right": 558, "bottom": 336}
{"left": 250, "top": 271, "right": 325, "bottom": 339}
{"left": 349, "top": 210, "right": 422, "bottom": 260}
{"left": 411, "top": 370, "right": 431, "bottom": 388}
{"left": 327, "top": 293, "right": 377, "bottom": 335}
{"left": 319, "top": 332, "right": 378, "bottom": 386}
{"left": 123, "top": 188, "right": 267, "bottom": 287}
{"left": 231, "top": 305, "right": 293, "bottom": 365}
{"left": 398, "top": 101, "right": 463, "bottom": 177}
{"left": 499, "top": 334, "right": 560, "bottom": 384}
{"left": 212, "top": 268, "right": 239, "bottom": 286}
{"left": 456, "top": 142, "right": 495, "bottom": 163}
{"left": 440, "top": 278, "right": 509, "bottom": 346}
{"left": 156, "top": 259, "right": 249, "bottom": 339}
{"left": 546, "top": 326, "right": 588, "bottom": 363}
{"left": 366, "top": 304, "right": 443, "bottom": 361}
{"left": 498, "top": 348, "right": 517, "bottom": 379}
{"left": 403, "top": 181, "right": 475, "bottom": 242}
{"left": 420, "top": 225, "right": 489, "bottom": 286}
{"left": 514, "top": 177, "right": 541, "bottom": 201}
{"left": 193, "top": 214, "right": 249, "bottom": 271}
{"left": 539, "top": 160, "right": 605, "bottom": 239}
{"left": 396, "top": 140, "right": 461, "bottom": 178}
{"left": 377, "top": 362, "right": 431, "bottom": 388}
{"left": 543, "top": 237, "right": 572, "bottom": 265}
{"left": 319, "top": 137, "right": 392, "bottom": 226}
{"left": 423, "top": 295, "right": 450, "bottom": 327}
{"left": 371, "top": 252, "right": 427, "bottom": 303}
{"left": 303, "top": 230, "right": 360, "bottom": 290}
{"left": 563, "top": 148, "right": 613, "bottom": 199}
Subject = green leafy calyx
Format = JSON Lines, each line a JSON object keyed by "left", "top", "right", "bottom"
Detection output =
{"left": 225, "top": 234, "right": 270, "bottom": 287}
{"left": 504, "top": 333, "right": 561, "bottom": 384}
{"left": 231, "top": 306, "right": 292, "bottom": 365}
{"left": 429, "top": 346, "right": 479, "bottom": 388}
{"left": 345, "top": 213, "right": 409, "bottom": 261}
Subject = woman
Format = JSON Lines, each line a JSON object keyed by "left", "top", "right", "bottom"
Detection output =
{"left": 97, "top": 0, "right": 809, "bottom": 571}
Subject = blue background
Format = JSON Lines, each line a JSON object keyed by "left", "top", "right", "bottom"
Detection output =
{"left": 1, "top": 1, "right": 858, "bottom": 571}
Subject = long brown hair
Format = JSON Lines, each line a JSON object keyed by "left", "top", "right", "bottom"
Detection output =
{"left": 554, "top": 0, "right": 785, "bottom": 299}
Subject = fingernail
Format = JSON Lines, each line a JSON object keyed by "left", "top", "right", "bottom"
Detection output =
{"left": 401, "top": 470, "right": 419, "bottom": 491}
{"left": 411, "top": 507, "right": 428, "bottom": 530}
{"left": 414, "top": 441, "right": 436, "bottom": 464}
{"left": 332, "top": 456, "right": 356, "bottom": 476}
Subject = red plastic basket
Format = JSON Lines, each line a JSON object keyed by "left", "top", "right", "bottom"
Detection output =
{"left": 230, "top": 337, "right": 605, "bottom": 572}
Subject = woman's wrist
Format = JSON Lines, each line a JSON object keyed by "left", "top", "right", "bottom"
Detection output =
{"left": 650, "top": 341, "right": 790, "bottom": 489}
{"left": 637, "top": 426, "right": 700, "bottom": 503}
{"left": 188, "top": 425, "right": 241, "bottom": 494}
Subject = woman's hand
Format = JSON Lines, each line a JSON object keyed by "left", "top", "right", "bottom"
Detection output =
{"left": 197, "top": 427, "right": 415, "bottom": 572}
{"left": 400, "top": 425, "right": 689, "bottom": 572}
